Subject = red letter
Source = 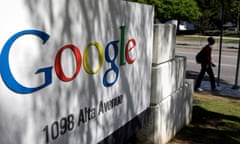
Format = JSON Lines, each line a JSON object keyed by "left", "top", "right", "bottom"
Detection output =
{"left": 55, "top": 44, "right": 82, "bottom": 81}
{"left": 125, "top": 38, "right": 136, "bottom": 64}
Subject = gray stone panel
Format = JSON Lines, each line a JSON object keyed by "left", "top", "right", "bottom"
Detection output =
{"left": 137, "top": 81, "right": 193, "bottom": 144}
{"left": 151, "top": 57, "right": 186, "bottom": 105}
{"left": 151, "top": 60, "right": 177, "bottom": 105}
{"left": 152, "top": 24, "right": 176, "bottom": 64}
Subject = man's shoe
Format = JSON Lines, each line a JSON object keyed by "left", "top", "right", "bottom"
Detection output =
{"left": 195, "top": 88, "right": 203, "bottom": 92}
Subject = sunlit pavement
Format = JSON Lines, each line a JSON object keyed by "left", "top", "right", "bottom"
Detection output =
{"left": 196, "top": 81, "right": 240, "bottom": 99}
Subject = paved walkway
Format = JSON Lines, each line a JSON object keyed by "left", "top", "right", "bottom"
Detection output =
{"left": 198, "top": 81, "right": 240, "bottom": 99}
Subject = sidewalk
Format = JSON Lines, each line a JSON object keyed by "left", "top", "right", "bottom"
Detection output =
{"left": 198, "top": 81, "right": 240, "bottom": 99}
{"left": 176, "top": 40, "right": 239, "bottom": 51}
{"left": 186, "top": 35, "right": 240, "bottom": 40}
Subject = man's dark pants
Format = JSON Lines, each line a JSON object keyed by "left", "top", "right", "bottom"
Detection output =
{"left": 195, "top": 63, "right": 216, "bottom": 90}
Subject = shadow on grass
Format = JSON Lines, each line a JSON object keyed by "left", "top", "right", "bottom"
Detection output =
{"left": 173, "top": 106, "right": 240, "bottom": 144}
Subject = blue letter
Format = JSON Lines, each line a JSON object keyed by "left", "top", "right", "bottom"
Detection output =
{"left": 0, "top": 30, "right": 52, "bottom": 94}
{"left": 103, "top": 40, "right": 119, "bottom": 87}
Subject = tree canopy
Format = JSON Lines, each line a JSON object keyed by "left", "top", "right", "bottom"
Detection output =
{"left": 128, "top": 0, "right": 240, "bottom": 32}
{"left": 128, "top": 0, "right": 201, "bottom": 22}
{"left": 195, "top": 0, "right": 240, "bottom": 32}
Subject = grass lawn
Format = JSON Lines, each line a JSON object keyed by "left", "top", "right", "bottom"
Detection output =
{"left": 169, "top": 93, "right": 240, "bottom": 144}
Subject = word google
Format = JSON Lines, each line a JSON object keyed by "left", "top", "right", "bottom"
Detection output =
{"left": 0, "top": 26, "right": 136, "bottom": 94}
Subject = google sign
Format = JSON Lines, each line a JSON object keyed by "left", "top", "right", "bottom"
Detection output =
{"left": 0, "top": 26, "right": 136, "bottom": 94}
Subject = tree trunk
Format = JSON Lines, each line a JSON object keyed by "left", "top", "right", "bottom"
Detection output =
{"left": 238, "top": 1, "right": 240, "bottom": 32}
{"left": 238, "top": 12, "right": 240, "bottom": 31}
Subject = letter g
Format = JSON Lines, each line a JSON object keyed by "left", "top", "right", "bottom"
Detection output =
{"left": 0, "top": 30, "right": 52, "bottom": 94}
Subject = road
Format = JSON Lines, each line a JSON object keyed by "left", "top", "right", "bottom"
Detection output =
{"left": 176, "top": 44, "right": 239, "bottom": 85}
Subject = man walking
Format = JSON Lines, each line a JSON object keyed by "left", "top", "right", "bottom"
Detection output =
{"left": 195, "top": 37, "right": 217, "bottom": 92}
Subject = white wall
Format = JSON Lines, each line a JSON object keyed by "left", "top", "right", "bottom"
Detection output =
{"left": 136, "top": 24, "right": 193, "bottom": 144}
{"left": 0, "top": 1, "right": 154, "bottom": 144}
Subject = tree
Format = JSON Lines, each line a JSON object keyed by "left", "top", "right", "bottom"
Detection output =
{"left": 227, "top": 0, "right": 240, "bottom": 31}
{"left": 156, "top": 0, "right": 201, "bottom": 22}
{"left": 195, "top": 0, "right": 221, "bottom": 33}
{"left": 196, "top": 0, "right": 240, "bottom": 33}
{"left": 128, "top": 0, "right": 240, "bottom": 33}
{"left": 128, "top": 0, "right": 202, "bottom": 32}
